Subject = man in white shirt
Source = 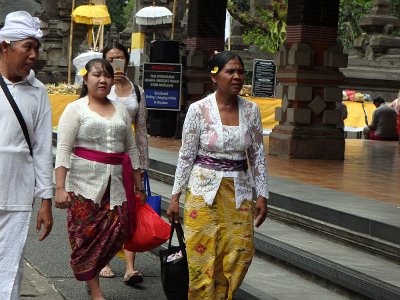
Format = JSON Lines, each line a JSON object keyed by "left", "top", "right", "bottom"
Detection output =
{"left": 0, "top": 11, "right": 53, "bottom": 299}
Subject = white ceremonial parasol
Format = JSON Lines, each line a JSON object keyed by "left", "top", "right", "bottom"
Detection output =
{"left": 72, "top": 51, "right": 102, "bottom": 84}
{"left": 73, "top": 51, "right": 103, "bottom": 71}
{"left": 135, "top": 5, "right": 173, "bottom": 26}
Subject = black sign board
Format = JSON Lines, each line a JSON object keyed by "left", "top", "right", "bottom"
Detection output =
{"left": 251, "top": 59, "right": 276, "bottom": 98}
{"left": 142, "top": 63, "right": 182, "bottom": 111}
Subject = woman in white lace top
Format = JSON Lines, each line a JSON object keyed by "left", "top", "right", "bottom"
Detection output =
{"left": 167, "top": 51, "right": 269, "bottom": 299}
{"left": 54, "top": 58, "right": 146, "bottom": 299}
{"left": 101, "top": 43, "right": 148, "bottom": 285}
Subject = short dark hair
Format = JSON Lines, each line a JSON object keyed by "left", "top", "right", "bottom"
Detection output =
{"left": 207, "top": 51, "right": 244, "bottom": 74}
{"left": 373, "top": 96, "right": 385, "bottom": 105}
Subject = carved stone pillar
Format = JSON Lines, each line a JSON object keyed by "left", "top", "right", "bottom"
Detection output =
{"left": 341, "top": 0, "right": 400, "bottom": 100}
{"left": 269, "top": 0, "right": 347, "bottom": 160}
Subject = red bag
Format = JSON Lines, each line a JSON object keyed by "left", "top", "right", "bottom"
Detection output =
{"left": 124, "top": 198, "right": 171, "bottom": 252}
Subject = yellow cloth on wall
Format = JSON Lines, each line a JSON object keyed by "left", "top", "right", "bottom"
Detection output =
{"left": 49, "top": 95, "right": 376, "bottom": 131}
{"left": 343, "top": 100, "right": 375, "bottom": 129}
{"left": 246, "top": 97, "right": 375, "bottom": 130}
{"left": 49, "top": 94, "right": 79, "bottom": 127}
{"left": 245, "top": 97, "right": 281, "bottom": 130}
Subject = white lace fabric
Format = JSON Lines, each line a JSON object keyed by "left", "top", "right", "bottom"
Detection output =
{"left": 108, "top": 83, "right": 149, "bottom": 169}
{"left": 172, "top": 92, "right": 269, "bottom": 208}
{"left": 55, "top": 96, "right": 140, "bottom": 208}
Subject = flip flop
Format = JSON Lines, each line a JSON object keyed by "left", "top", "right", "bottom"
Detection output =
{"left": 99, "top": 268, "right": 116, "bottom": 278}
{"left": 123, "top": 270, "right": 143, "bottom": 285}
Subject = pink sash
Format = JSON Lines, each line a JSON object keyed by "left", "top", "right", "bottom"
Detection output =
{"left": 73, "top": 147, "right": 136, "bottom": 233}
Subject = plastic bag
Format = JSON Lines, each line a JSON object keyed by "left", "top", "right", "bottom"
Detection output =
{"left": 144, "top": 170, "right": 161, "bottom": 216}
{"left": 124, "top": 200, "right": 170, "bottom": 252}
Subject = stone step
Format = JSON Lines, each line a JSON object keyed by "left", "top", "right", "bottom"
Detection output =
{"left": 149, "top": 178, "right": 400, "bottom": 300}
{"left": 147, "top": 150, "right": 400, "bottom": 261}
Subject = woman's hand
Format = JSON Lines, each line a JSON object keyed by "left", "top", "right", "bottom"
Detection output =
{"left": 55, "top": 188, "right": 71, "bottom": 209}
{"left": 167, "top": 194, "right": 181, "bottom": 223}
{"left": 253, "top": 196, "right": 268, "bottom": 228}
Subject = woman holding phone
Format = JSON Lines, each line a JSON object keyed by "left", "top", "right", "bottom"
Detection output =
{"left": 101, "top": 43, "right": 148, "bottom": 286}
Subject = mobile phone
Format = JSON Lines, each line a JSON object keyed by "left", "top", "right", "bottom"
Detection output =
{"left": 111, "top": 59, "right": 125, "bottom": 73}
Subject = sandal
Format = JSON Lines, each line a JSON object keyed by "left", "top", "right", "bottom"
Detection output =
{"left": 99, "top": 267, "right": 116, "bottom": 278}
{"left": 123, "top": 270, "right": 143, "bottom": 285}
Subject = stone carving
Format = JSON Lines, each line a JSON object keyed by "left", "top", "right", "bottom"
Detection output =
{"left": 341, "top": 0, "right": 400, "bottom": 100}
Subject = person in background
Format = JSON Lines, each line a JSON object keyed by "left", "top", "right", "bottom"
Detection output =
{"left": 336, "top": 101, "right": 348, "bottom": 133}
{"left": 363, "top": 96, "right": 398, "bottom": 140}
{"left": 54, "top": 58, "right": 146, "bottom": 299}
{"left": 101, "top": 43, "right": 148, "bottom": 285}
{"left": 0, "top": 11, "right": 54, "bottom": 299}
{"left": 167, "top": 51, "right": 269, "bottom": 299}
{"left": 389, "top": 91, "right": 400, "bottom": 136}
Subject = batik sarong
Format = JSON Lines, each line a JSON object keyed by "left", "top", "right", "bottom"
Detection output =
{"left": 67, "top": 186, "right": 130, "bottom": 281}
{"left": 184, "top": 177, "right": 254, "bottom": 300}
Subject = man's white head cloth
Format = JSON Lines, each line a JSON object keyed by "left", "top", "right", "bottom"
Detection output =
{"left": 0, "top": 11, "right": 43, "bottom": 43}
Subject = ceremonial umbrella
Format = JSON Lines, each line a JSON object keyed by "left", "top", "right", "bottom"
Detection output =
{"left": 135, "top": 6, "right": 173, "bottom": 26}
{"left": 67, "top": 0, "right": 111, "bottom": 84}
{"left": 135, "top": 1, "right": 173, "bottom": 40}
{"left": 72, "top": 3, "right": 111, "bottom": 48}
{"left": 72, "top": 50, "right": 103, "bottom": 84}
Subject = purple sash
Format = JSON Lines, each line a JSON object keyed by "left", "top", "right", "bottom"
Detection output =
{"left": 195, "top": 155, "right": 247, "bottom": 171}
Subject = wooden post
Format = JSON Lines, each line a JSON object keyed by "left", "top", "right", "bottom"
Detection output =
{"left": 171, "top": 0, "right": 177, "bottom": 40}
{"left": 67, "top": 0, "right": 76, "bottom": 85}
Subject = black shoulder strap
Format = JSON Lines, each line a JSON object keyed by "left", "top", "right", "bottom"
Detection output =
{"left": 133, "top": 84, "right": 141, "bottom": 103}
{"left": 0, "top": 74, "right": 33, "bottom": 156}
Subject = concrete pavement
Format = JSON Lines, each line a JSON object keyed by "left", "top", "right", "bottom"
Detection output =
{"left": 20, "top": 139, "right": 400, "bottom": 299}
{"left": 21, "top": 260, "right": 64, "bottom": 300}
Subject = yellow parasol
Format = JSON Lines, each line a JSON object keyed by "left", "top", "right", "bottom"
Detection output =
{"left": 72, "top": 4, "right": 111, "bottom": 48}
{"left": 67, "top": 1, "right": 111, "bottom": 84}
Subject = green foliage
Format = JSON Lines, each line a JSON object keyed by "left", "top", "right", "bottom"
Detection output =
{"left": 106, "top": 0, "right": 128, "bottom": 32}
{"left": 338, "top": 0, "right": 373, "bottom": 50}
{"left": 391, "top": 0, "right": 400, "bottom": 18}
{"left": 123, "top": 0, "right": 136, "bottom": 24}
{"left": 228, "top": 0, "right": 287, "bottom": 54}
{"left": 231, "top": 0, "right": 250, "bottom": 11}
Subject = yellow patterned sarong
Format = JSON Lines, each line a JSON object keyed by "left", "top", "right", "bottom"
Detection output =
{"left": 184, "top": 178, "right": 254, "bottom": 300}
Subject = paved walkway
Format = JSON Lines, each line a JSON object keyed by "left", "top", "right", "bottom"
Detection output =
{"left": 21, "top": 136, "right": 400, "bottom": 299}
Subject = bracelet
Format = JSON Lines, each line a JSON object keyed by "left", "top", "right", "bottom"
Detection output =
{"left": 55, "top": 186, "right": 65, "bottom": 190}
{"left": 135, "top": 186, "right": 145, "bottom": 192}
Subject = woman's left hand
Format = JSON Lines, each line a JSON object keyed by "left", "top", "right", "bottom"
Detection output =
{"left": 253, "top": 196, "right": 268, "bottom": 228}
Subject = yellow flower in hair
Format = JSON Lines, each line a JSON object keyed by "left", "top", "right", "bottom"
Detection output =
{"left": 211, "top": 66, "right": 219, "bottom": 74}
{"left": 78, "top": 68, "right": 87, "bottom": 76}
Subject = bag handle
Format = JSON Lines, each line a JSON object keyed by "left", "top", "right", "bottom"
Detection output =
{"left": 133, "top": 83, "right": 141, "bottom": 103}
{"left": 143, "top": 170, "right": 152, "bottom": 196}
{"left": 167, "top": 221, "right": 187, "bottom": 258}
{"left": 0, "top": 74, "right": 33, "bottom": 156}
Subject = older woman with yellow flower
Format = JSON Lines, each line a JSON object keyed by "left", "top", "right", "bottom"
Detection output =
{"left": 167, "top": 51, "right": 269, "bottom": 299}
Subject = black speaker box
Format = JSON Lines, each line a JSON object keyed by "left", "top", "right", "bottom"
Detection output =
{"left": 150, "top": 40, "right": 180, "bottom": 63}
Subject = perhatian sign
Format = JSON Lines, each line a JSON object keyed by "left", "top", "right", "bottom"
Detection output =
{"left": 142, "top": 63, "right": 182, "bottom": 111}
{"left": 251, "top": 59, "right": 276, "bottom": 98}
